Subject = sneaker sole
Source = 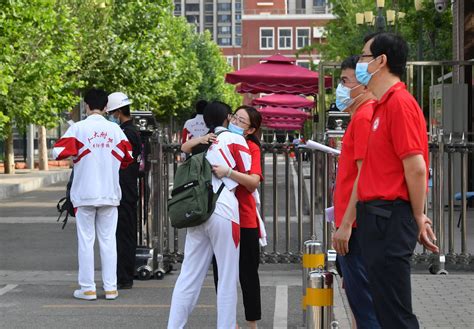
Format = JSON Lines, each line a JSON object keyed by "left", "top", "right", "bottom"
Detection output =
{"left": 105, "top": 290, "right": 118, "bottom": 300}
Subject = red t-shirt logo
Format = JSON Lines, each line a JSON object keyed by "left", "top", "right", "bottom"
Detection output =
{"left": 372, "top": 117, "right": 380, "bottom": 131}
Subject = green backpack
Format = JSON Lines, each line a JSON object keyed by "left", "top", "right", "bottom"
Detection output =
{"left": 168, "top": 136, "right": 226, "bottom": 229}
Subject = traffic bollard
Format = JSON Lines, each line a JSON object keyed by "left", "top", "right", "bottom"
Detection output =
{"left": 302, "top": 239, "right": 324, "bottom": 324}
{"left": 306, "top": 269, "right": 334, "bottom": 329}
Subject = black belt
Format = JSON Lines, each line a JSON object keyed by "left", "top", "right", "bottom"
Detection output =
{"left": 358, "top": 199, "right": 410, "bottom": 219}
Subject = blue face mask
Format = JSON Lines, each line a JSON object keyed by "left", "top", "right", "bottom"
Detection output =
{"left": 335, "top": 82, "right": 362, "bottom": 112}
{"left": 108, "top": 114, "right": 120, "bottom": 125}
{"left": 355, "top": 57, "right": 379, "bottom": 86}
{"left": 228, "top": 122, "right": 245, "bottom": 136}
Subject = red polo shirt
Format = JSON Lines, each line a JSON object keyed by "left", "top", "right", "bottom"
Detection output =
{"left": 334, "top": 99, "right": 376, "bottom": 228}
{"left": 236, "top": 139, "right": 263, "bottom": 228}
{"left": 357, "top": 82, "right": 429, "bottom": 202}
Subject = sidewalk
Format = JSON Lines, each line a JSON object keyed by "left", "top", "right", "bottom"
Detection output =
{"left": 0, "top": 168, "right": 71, "bottom": 200}
{"left": 334, "top": 273, "right": 474, "bottom": 329}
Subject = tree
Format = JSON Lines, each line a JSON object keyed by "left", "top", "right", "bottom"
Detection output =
{"left": 178, "top": 30, "right": 242, "bottom": 123}
{"left": 0, "top": 0, "right": 80, "bottom": 173}
{"left": 307, "top": 0, "right": 452, "bottom": 62}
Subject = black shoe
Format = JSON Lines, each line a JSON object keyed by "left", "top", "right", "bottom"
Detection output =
{"left": 117, "top": 282, "right": 133, "bottom": 290}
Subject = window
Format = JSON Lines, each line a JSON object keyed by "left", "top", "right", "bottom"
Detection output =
{"left": 313, "top": 0, "right": 326, "bottom": 6}
{"left": 174, "top": 3, "right": 182, "bottom": 13}
{"left": 204, "top": 26, "right": 213, "bottom": 34}
{"left": 235, "top": 2, "right": 242, "bottom": 10}
{"left": 217, "top": 3, "right": 231, "bottom": 11}
{"left": 218, "top": 38, "right": 232, "bottom": 46}
{"left": 297, "top": 28, "right": 311, "bottom": 49}
{"left": 260, "top": 28, "right": 274, "bottom": 50}
{"left": 235, "top": 25, "right": 242, "bottom": 34}
{"left": 278, "top": 28, "right": 292, "bottom": 50}
{"left": 218, "top": 15, "right": 231, "bottom": 23}
{"left": 226, "top": 56, "right": 233, "bottom": 66}
{"left": 218, "top": 26, "right": 231, "bottom": 34}
{"left": 204, "top": 4, "right": 213, "bottom": 11}
{"left": 185, "top": 4, "right": 199, "bottom": 11}
{"left": 296, "top": 60, "right": 310, "bottom": 69}
{"left": 205, "top": 15, "right": 213, "bottom": 23}
{"left": 186, "top": 15, "right": 199, "bottom": 24}
{"left": 235, "top": 14, "right": 241, "bottom": 22}
{"left": 235, "top": 36, "right": 241, "bottom": 46}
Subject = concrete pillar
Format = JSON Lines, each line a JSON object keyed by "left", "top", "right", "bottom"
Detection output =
{"left": 288, "top": 0, "right": 296, "bottom": 14}
{"left": 305, "top": 0, "right": 312, "bottom": 15}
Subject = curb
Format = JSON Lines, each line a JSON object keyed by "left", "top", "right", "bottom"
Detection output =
{"left": 0, "top": 169, "right": 72, "bottom": 200}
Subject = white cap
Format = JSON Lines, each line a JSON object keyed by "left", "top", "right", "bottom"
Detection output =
{"left": 106, "top": 92, "right": 132, "bottom": 112}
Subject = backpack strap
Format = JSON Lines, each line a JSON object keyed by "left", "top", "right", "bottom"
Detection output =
{"left": 56, "top": 197, "right": 70, "bottom": 230}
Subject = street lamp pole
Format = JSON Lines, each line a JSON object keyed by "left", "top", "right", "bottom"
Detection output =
{"left": 375, "top": 7, "right": 386, "bottom": 32}
{"left": 356, "top": 1, "right": 403, "bottom": 33}
{"left": 375, "top": 0, "right": 386, "bottom": 32}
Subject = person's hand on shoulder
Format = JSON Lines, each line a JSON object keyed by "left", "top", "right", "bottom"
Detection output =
{"left": 200, "top": 133, "right": 217, "bottom": 145}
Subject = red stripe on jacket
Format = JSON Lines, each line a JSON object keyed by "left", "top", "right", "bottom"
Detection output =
{"left": 73, "top": 149, "right": 91, "bottom": 164}
{"left": 53, "top": 137, "right": 84, "bottom": 160}
{"left": 228, "top": 143, "right": 251, "bottom": 172}
{"left": 115, "top": 139, "right": 134, "bottom": 169}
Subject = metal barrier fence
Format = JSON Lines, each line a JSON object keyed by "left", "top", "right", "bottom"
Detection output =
{"left": 143, "top": 132, "right": 473, "bottom": 272}
{"left": 145, "top": 132, "right": 327, "bottom": 266}
{"left": 138, "top": 60, "right": 473, "bottom": 274}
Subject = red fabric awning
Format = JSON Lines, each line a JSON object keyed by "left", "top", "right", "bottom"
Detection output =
{"left": 252, "top": 94, "right": 314, "bottom": 108}
{"left": 225, "top": 54, "right": 332, "bottom": 95}
{"left": 258, "top": 106, "right": 310, "bottom": 131}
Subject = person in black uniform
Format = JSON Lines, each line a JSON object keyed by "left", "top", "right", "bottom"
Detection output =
{"left": 106, "top": 92, "right": 142, "bottom": 290}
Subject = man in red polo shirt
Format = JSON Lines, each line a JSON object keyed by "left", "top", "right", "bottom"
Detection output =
{"left": 332, "top": 55, "right": 380, "bottom": 329}
{"left": 355, "top": 33, "right": 438, "bottom": 329}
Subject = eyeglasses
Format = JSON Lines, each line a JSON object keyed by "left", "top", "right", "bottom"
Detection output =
{"left": 339, "top": 78, "right": 359, "bottom": 86}
{"left": 231, "top": 114, "right": 250, "bottom": 126}
{"left": 358, "top": 54, "right": 374, "bottom": 62}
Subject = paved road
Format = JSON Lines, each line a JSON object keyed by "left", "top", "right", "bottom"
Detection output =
{"left": 2, "top": 167, "right": 474, "bottom": 328}
{"left": 0, "top": 182, "right": 306, "bottom": 329}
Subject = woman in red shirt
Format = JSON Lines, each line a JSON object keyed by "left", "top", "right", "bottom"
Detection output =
{"left": 213, "top": 105, "right": 263, "bottom": 329}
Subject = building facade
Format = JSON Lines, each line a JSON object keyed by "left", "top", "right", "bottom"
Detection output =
{"left": 173, "top": 0, "right": 335, "bottom": 69}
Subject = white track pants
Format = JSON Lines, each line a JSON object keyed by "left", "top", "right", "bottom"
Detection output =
{"left": 75, "top": 206, "right": 118, "bottom": 292}
{"left": 168, "top": 213, "right": 240, "bottom": 329}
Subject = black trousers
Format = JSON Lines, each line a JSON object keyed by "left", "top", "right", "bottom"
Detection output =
{"left": 116, "top": 200, "right": 137, "bottom": 285}
{"left": 213, "top": 227, "right": 261, "bottom": 321}
{"left": 356, "top": 200, "right": 419, "bottom": 329}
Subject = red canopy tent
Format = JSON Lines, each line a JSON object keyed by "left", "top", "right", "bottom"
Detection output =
{"left": 225, "top": 54, "right": 330, "bottom": 130}
{"left": 258, "top": 106, "right": 310, "bottom": 131}
{"left": 252, "top": 94, "right": 314, "bottom": 108}
{"left": 225, "top": 54, "right": 332, "bottom": 95}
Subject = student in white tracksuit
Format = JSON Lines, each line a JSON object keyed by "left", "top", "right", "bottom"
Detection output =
{"left": 168, "top": 101, "right": 251, "bottom": 329}
{"left": 52, "top": 89, "right": 133, "bottom": 301}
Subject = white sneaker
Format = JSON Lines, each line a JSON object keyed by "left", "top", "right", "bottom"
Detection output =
{"left": 105, "top": 290, "right": 118, "bottom": 300}
{"left": 73, "top": 289, "right": 97, "bottom": 301}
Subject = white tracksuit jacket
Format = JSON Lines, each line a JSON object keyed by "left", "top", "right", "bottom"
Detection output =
{"left": 52, "top": 114, "right": 133, "bottom": 207}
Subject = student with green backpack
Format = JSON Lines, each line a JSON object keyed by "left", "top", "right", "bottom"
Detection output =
{"left": 168, "top": 101, "right": 251, "bottom": 329}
